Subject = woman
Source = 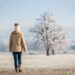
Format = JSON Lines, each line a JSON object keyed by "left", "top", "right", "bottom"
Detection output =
{"left": 9, "top": 23, "right": 27, "bottom": 72}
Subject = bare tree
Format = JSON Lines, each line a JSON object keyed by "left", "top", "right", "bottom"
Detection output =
{"left": 30, "top": 12, "right": 68, "bottom": 56}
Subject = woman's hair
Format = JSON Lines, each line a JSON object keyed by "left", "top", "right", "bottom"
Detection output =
{"left": 14, "top": 23, "right": 19, "bottom": 26}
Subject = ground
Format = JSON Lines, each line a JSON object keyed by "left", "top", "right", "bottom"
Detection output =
{"left": 0, "top": 53, "right": 75, "bottom": 75}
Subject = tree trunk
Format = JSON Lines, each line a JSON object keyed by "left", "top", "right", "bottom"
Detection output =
{"left": 46, "top": 47, "right": 50, "bottom": 56}
{"left": 52, "top": 49, "right": 55, "bottom": 55}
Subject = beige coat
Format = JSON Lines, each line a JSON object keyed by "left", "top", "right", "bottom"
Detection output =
{"left": 9, "top": 31, "right": 27, "bottom": 52}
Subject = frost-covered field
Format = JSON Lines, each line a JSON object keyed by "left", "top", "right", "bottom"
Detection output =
{"left": 0, "top": 52, "right": 75, "bottom": 75}
{"left": 0, "top": 53, "right": 75, "bottom": 69}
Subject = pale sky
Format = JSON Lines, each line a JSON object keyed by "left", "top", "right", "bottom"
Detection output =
{"left": 0, "top": 0, "right": 75, "bottom": 42}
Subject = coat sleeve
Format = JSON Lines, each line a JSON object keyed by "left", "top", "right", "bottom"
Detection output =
{"left": 21, "top": 33, "right": 27, "bottom": 51}
{"left": 9, "top": 33, "right": 12, "bottom": 52}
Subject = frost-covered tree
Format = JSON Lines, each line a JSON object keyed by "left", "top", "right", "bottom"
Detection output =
{"left": 30, "top": 12, "right": 68, "bottom": 55}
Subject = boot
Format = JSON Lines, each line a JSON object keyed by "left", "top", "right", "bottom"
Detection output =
{"left": 18, "top": 65, "right": 22, "bottom": 72}
{"left": 15, "top": 68, "right": 18, "bottom": 72}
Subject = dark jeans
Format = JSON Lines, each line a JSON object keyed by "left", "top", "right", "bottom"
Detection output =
{"left": 13, "top": 52, "right": 22, "bottom": 68}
